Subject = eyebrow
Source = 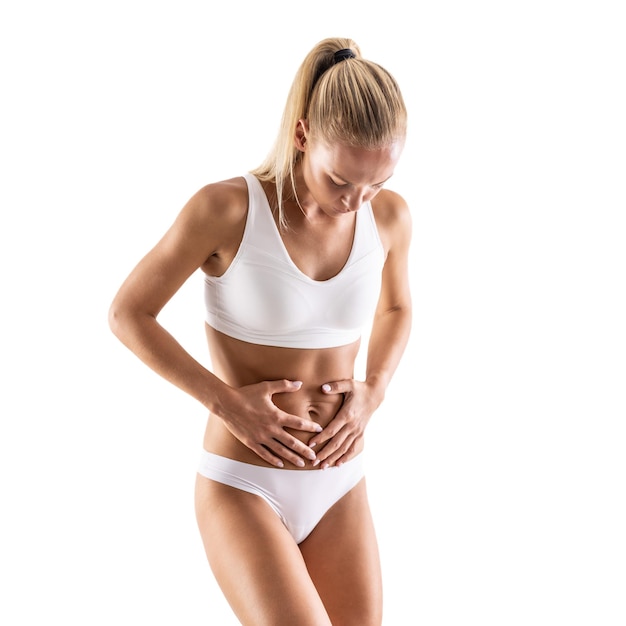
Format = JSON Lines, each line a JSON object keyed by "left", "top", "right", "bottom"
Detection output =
{"left": 331, "top": 170, "right": 393, "bottom": 187}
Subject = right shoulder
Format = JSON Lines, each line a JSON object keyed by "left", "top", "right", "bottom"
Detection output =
{"left": 149, "top": 175, "right": 251, "bottom": 276}
{"left": 169, "top": 175, "right": 251, "bottom": 264}
{"left": 110, "top": 176, "right": 253, "bottom": 316}
{"left": 181, "top": 175, "right": 250, "bottom": 230}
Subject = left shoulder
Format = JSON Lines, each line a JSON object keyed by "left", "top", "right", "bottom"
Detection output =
{"left": 370, "top": 188, "right": 412, "bottom": 252}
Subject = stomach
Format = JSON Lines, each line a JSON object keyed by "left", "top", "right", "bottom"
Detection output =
{"left": 202, "top": 324, "right": 362, "bottom": 468}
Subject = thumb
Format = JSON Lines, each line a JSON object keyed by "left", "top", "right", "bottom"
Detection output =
{"left": 271, "top": 379, "right": 303, "bottom": 393}
{"left": 321, "top": 379, "right": 352, "bottom": 395}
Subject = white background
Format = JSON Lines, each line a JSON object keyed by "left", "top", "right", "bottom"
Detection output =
{"left": 1, "top": 1, "right": 624, "bottom": 624}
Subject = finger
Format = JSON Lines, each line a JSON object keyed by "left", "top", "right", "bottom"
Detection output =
{"left": 312, "top": 428, "right": 349, "bottom": 467}
{"left": 328, "top": 444, "right": 357, "bottom": 468}
{"left": 317, "top": 442, "right": 354, "bottom": 469}
{"left": 280, "top": 433, "right": 318, "bottom": 462}
{"left": 252, "top": 444, "right": 286, "bottom": 468}
{"left": 321, "top": 379, "right": 352, "bottom": 395}
{"left": 270, "top": 379, "right": 303, "bottom": 394}
{"left": 307, "top": 413, "right": 345, "bottom": 447}
{"left": 307, "top": 428, "right": 332, "bottom": 449}
{"left": 265, "top": 437, "right": 316, "bottom": 467}
{"left": 281, "top": 413, "right": 324, "bottom": 434}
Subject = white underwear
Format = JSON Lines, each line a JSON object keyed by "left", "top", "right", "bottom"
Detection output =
{"left": 197, "top": 450, "right": 365, "bottom": 544}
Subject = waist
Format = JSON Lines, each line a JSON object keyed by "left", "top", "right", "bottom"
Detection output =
{"left": 203, "top": 328, "right": 361, "bottom": 467}
{"left": 205, "top": 324, "right": 360, "bottom": 388}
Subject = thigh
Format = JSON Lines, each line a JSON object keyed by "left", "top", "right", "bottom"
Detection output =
{"left": 194, "top": 474, "right": 331, "bottom": 626}
{"left": 299, "top": 478, "right": 383, "bottom": 626}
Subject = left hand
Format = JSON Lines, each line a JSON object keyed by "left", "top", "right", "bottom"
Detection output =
{"left": 308, "top": 378, "right": 382, "bottom": 469}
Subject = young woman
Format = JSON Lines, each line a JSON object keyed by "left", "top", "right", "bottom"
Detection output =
{"left": 109, "top": 37, "right": 411, "bottom": 625}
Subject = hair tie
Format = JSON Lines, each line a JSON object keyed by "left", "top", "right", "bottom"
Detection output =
{"left": 333, "top": 48, "right": 355, "bottom": 64}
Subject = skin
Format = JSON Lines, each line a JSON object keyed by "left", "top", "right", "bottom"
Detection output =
{"left": 109, "top": 119, "right": 412, "bottom": 625}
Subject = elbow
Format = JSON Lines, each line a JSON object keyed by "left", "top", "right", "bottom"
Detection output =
{"left": 108, "top": 299, "right": 124, "bottom": 340}
{"left": 108, "top": 297, "right": 156, "bottom": 346}
{"left": 379, "top": 302, "right": 412, "bottom": 337}
{"left": 395, "top": 305, "right": 413, "bottom": 336}
{"left": 108, "top": 295, "right": 138, "bottom": 343}
{"left": 381, "top": 301, "right": 412, "bottom": 323}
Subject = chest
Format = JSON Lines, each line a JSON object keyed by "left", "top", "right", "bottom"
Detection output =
{"left": 279, "top": 214, "right": 356, "bottom": 282}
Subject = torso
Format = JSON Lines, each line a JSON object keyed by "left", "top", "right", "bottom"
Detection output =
{"left": 202, "top": 327, "right": 361, "bottom": 469}
{"left": 200, "top": 175, "right": 389, "bottom": 469}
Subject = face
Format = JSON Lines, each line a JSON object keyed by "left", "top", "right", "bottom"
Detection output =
{"left": 296, "top": 121, "right": 404, "bottom": 216}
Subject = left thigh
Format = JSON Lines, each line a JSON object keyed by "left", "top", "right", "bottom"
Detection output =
{"left": 299, "top": 479, "right": 383, "bottom": 626}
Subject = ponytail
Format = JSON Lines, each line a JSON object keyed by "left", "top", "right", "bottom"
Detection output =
{"left": 252, "top": 37, "right": 407, "bottom": 228}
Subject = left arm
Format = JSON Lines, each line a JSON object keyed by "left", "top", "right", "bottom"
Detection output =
{"left": 309, "top": 191, "right": 413, "bottom": 467}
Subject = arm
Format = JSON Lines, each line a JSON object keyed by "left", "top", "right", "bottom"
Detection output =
{"left": 108, "top": 179, "right": 320, "bottom": 467}
{"left": 363, "top": 191, "right": 413, "bottom": 407}
{"left": 309, "top": 190, "right": 413, "bottom": 467}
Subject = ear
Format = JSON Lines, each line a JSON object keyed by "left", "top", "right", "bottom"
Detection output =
{"left": 294, "top": 119, "right": 309, "bottom": 152}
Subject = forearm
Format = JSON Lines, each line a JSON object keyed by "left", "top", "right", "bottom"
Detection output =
{"left": 310, "top": 304, "right": 412, "bottom": 466}
{"left": 365, "top": 304, "right": 412, "bottom": 406}
{"left": 109, "top": 310, "right": 230, "bottom": 415}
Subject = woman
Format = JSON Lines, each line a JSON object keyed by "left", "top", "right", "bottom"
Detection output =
{"left": 109, "top": 37, "right": 411, "bottom": 625}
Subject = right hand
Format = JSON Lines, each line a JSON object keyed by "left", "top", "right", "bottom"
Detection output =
{"left": 219, "top": 379, "right": 321, "bottom": 468}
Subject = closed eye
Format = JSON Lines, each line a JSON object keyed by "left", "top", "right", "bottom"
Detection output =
{"left": 329, "top": 176, "right": 349, "bottom": 188}
{"left": 329, "top": 174, "right": 388, "bottom": 190}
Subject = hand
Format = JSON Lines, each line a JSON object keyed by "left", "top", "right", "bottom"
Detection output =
{"left": 307, "top": 378, "right": 382, "bottom": 469}
{"left": 219, "top": 379, "right": 322, "bottom": 468}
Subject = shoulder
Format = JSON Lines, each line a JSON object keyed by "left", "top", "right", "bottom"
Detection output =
{"left": 157, "top": 176, "right": 250, "bottom": 268}
{"left": 180, "top": 176, "right": 249, "bottom": 231}
{"left": 370, "top": 188, "right": 412, "bottom": 253}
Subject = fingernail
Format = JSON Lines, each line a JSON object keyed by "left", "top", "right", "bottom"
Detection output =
{"left": 313, "top": 459, "right": 320, "bottom": 467}
{"left": 276, "top": 461, "right": 284, "bottom": 468}
{"left": 296, "top": 458, "right": 305, "bottom": 468}
{"left": 321, "top": 462, "right": 329, "bottom": 470}
{"left": 315, "top": 425, "right": 323, "bottom": 432}
{"left": 322, "top": 384, "right": 331, "bottom": 392}
{"left": 309, "top": 442, "right": 317, "bottom": 448}
{"left": 292, "top": 380, "right": 303, "bottom": 388}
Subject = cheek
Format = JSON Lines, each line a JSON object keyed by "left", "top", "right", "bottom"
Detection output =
{"left": 312, "top": 175, "right": 337, "bottom": 202}
{"left": 304, "top": 164, "right": 330, "bottom": 198}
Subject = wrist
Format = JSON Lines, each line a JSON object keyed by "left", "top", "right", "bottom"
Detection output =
{"left": 199, "top": 377, "right": 236, "bottom": 419}
{"left": 364, "top": 374, "right": 387, "bottom": 409}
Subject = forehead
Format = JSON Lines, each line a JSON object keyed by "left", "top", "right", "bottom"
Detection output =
{"left": 313, "top": 139, "right": 403, "bottom": 184}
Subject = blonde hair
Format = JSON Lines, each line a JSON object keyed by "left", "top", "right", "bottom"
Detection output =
{"left": 251, "top": 37, "right": 407, "bottom": 227}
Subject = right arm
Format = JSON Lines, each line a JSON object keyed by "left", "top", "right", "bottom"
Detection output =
{"left": 108, "top": 179, "right": 319, "bottom": 467}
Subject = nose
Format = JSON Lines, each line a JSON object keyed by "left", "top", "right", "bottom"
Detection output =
{"left": 341, "top": 191, "right": 366, "bottom": 212}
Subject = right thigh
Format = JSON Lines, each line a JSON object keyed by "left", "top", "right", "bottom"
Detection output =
{"left": 194, "top": 474, "right": 331, "bottom": 626}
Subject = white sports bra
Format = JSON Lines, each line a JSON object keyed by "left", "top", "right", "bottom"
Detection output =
{"left": 203, "top": 173, "right": 385, "bottom": 349}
